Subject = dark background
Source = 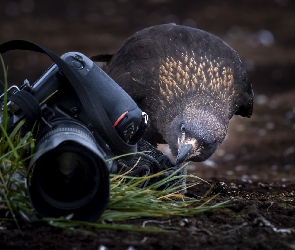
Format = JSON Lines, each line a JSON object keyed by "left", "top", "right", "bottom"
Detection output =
{"left": 1, "top": 1, "right": 295, "bottom": 249}
{"left": 1, "top": 0, "right": 295, "bottom": 183}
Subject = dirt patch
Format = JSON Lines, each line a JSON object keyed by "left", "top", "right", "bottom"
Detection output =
{"left": 1, "top": 0, "right": 295, "bottom": 249}
{"left": 1, "top": 181, "right": 295, "bottom": 250}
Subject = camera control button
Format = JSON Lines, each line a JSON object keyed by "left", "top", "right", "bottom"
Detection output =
{"left": 72, "top": 60, "right": 84, "bottom": 69}
{"left": 74, "top": 54, "right": 84, "bottom": 61}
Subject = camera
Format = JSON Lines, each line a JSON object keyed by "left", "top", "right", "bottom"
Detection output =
{"left": 0, "top": 50, "right": 148, "bottom": 222}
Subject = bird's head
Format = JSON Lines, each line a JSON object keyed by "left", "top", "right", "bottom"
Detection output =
{"left": 165, "top": 110, "right": 228, "bottom": 164}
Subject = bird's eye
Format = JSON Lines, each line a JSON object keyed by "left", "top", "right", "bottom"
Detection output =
{"left": 180, "top": 124, "right": 185, "bottom": 134}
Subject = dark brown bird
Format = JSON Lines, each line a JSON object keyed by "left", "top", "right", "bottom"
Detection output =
{"left": 103, "top": 24, "right": 254, "bottom": 164}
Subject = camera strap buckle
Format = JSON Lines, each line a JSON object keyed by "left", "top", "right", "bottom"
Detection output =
{"left": 0, "top": 85, "right": 20, "bottom": 100}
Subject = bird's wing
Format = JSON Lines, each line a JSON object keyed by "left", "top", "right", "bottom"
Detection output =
{"left": 106, "top": 29, "right": 165, "bottom": 108}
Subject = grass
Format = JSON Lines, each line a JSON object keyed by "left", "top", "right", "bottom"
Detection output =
{"left": 0, "top": 56, "right": 229, "bottom": 233}
{"left": 37, "top": 168, "right": 228, "bottom": 233}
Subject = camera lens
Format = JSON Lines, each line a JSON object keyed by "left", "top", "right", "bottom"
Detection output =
{"left": 28, "top": 119, "right": 110, "bottom": 222}
{"left": 35, "top": 142, "right": 101, "bottom": 210}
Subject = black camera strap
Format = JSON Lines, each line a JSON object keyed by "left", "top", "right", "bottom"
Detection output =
{"left": 0, "top": 77, "right": 41, "bottom": 131}
{"left": 8, "top": 90, "right": 42, "bottom": 130}
{"left": 0, "top": 40, "right": 136, "bottom": 157}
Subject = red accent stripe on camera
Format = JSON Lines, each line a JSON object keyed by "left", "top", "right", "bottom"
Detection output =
{"left": 113, "top": 111, "right": 128, "bottom": 127}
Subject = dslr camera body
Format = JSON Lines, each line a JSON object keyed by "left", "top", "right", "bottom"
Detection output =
{"left": 0, "top": 46, "right": 148, "bottom": 222}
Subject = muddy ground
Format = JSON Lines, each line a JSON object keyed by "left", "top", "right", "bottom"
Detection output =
{"left": 0, "top": 0, "right": 295, "bottom": 249}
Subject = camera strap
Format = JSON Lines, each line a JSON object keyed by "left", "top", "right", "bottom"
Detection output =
{"left": 8, "top": 90, "right": 42, "bottom": 130}
{"left": 0, "top": 40, "right": 137, "bottom": 157}
{"left": 0, "top": 77, "right": 41, "bottom": 131}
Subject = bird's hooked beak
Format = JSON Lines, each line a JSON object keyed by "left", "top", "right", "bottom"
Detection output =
{"left": 176, "top": 143, "right": 193, "bottom": 165}
{"left": 175, "top": 135, "right": 199, "bottom": 164}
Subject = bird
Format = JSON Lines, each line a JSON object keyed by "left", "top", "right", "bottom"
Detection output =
{"left": 96, "top": 23, "right": 254, "bottom": 165}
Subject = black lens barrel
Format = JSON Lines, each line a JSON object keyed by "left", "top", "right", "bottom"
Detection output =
{"left": 28, "top": 119, "right": 110, "bottom": 222}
